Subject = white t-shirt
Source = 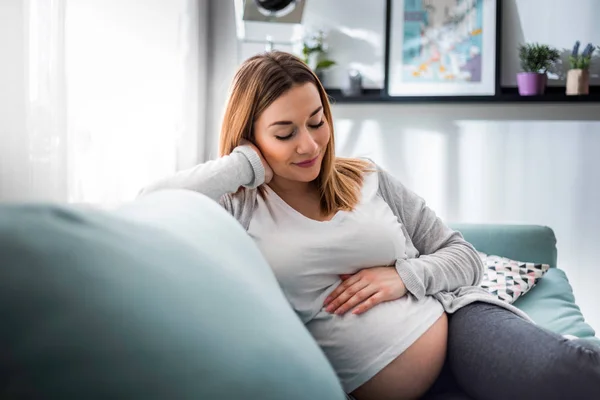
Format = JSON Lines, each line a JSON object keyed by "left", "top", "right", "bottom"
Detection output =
{"left": 248, "top": 171, "right": 444, "bottom": 393}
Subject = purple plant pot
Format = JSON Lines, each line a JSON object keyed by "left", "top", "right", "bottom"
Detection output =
{"left": 517, "top": 72, "right": 547, "bottom": 96}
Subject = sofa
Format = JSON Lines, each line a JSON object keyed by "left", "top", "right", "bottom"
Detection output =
{"left": 0, "top": 189, "right": 596, "bottom": 399}
{"left": 451, "top": 223, "right": 598, "bottom": 346}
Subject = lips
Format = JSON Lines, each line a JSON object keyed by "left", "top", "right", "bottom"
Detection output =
{"left": 294, "top": 155, "right": 319, "bottom": 167}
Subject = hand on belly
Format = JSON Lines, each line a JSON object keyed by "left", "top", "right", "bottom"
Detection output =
{"left": 323, "top": 266, "right": 407, "bottom": 315}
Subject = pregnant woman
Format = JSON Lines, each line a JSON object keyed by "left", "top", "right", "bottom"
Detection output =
{"left": 140, "top": 51, "right": 600, "bottom": 400}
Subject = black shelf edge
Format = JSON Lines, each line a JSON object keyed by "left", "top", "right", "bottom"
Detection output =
{"left": 498, "top": 86, "right": 600, "bottom": 102}
{"left": 325, "top": 89, "right": 387, "bottom": 103}
{"left": 325, "top": 86, "right": 600, "bottom": 104}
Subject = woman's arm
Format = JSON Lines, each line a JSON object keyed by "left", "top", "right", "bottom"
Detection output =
{"left": 323, "top": 167, "right": 484, "bottom": 316}
{"left": 379, "top": 168, "right": 484, "bottom": 301}
{"left": 138, "top": 146, "right": 265, "bottom": 201}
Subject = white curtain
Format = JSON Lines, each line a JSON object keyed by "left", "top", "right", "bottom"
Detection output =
{"left": 1, "top": 0, "right": 207, "bottom": 206}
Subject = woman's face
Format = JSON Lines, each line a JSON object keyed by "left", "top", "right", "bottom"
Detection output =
{"left": 253, "top": 82, "right": 330, "bottom": 185}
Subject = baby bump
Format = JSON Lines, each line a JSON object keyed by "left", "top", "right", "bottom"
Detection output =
{"left": 351, "top": 312, "right": 448, "bottom": 399}
{"left": 306, "top": 295, "right": 445, "bottom": 393}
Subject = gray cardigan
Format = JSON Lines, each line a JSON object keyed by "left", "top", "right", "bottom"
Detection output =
{"left": 140, "top": 146, "right": 530, "bottom": 321}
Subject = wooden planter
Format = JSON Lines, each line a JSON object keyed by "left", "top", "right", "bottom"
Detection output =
{"left": 566, "top": 69, "right": 590, "bottom": 95}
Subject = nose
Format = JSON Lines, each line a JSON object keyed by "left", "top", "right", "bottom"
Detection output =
{"left": 295, "top": 127, "right": 319, "bottom": 156}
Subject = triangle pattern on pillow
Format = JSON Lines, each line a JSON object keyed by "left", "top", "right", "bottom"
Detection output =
{"left": 478, "top": 252, "right": 550, "bottom": 304}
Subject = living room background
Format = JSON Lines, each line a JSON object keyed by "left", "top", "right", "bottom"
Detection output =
{"left": 1, "top": 0, "right": 598, "bottom": 332}
{"left": 209, "top": 0, "right": 600, "bottom": 333}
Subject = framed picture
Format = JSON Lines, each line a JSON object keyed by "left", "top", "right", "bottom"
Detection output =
{"left": 386, "top": 0, "right": 499, "bottom": 98}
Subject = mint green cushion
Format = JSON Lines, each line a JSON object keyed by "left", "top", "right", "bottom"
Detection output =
{"left": 0, "top": 190, "right": 345, "bottom": 399}
{"left": 451, "top": 224, "right": 558, "bottom": 269}
{"left": 514, "top": 269, "right": 599, "bottom": 344}
{"left": 452, "top": 224, "right": 598, "bottom": 345}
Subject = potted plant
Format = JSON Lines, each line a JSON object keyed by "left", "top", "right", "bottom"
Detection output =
{"left": 517, "top": 43, "right": 560, "bottom": 96}
{"left": 301, "top": 30, "right": 336, "bottom": 84}
{"left": 566, "top": 41, "right": 596, "bottom": 95}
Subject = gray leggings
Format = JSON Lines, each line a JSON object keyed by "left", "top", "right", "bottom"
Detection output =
{"left": 423, "top": 302, "right": 600, "bottom": 400}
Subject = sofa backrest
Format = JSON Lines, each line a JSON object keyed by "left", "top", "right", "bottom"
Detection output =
{"left": 450, "top": 224, "right": 558, "bottom": 269}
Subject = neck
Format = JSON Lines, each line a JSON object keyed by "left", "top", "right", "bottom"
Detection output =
{"left": 268, "top": 175, "right": 316, "bottom": 197}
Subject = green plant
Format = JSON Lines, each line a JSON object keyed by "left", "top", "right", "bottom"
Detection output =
{"left": 518, "top": 43, "right": 560, "bottom": 73}
{"left": 569, "top": 41, "right": 596, "bottom": 70}
{"left": 301, "top": 30, "right": 336, "bottom": 73}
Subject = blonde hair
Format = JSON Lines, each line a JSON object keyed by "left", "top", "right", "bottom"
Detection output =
{"left": 219, "top": 51, "right": 372, "bottom": 215}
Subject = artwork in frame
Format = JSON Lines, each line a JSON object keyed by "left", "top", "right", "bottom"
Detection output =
{"left": 387, "top": 0, "right": 498, "bottom": 97}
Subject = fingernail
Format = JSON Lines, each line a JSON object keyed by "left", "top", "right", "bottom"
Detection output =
{"left": 325, "top": 306, "right": 333, "bottom": 313}
{"left": 323, "top": 297, "right": 331, "bottom": 305}
{"left": 335, "top": 309, "right": 342, "bottom": 315}
{"left": 352, "top": 309, "right": 360, "bottom": 315}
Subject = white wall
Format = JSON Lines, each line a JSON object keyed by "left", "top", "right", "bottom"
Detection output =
{"left": 210, "top": 0, "right": 600, "bottom": 331}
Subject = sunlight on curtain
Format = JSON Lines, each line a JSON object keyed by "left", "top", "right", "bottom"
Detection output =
{"left": 24, "top": 0, "right": 202, "bottom": 207}
{"left": 65, "top": 0, "right": 200, "bottom": 206}
{"left": 25, "top": 0, "right": 67, "bottom": 202}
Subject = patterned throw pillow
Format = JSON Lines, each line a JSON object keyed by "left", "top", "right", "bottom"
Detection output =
{"left": 478, "top": 252, "right": 550, "bottom": 304}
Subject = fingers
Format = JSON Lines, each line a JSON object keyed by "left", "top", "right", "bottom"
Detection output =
{"left": 323, "top": 274, "right": 360, "bottom": 307}
{"left": 322, "top": 267, "right": 405, "bottom": 317}
{"left": 324, "top": 278, "right": 367, "bottom": 314}
{"left": 335, "top": 285, "right": 379, "bottom": 315}
{"left": 352, "top": 292, "right": 385, "bottom": 315}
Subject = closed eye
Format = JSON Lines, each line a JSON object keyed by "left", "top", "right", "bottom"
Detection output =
{"left": 275, "top": 120, "right": 324, "bottom": 141}
{"left": 275, "top": 131, "right": 295, "bottom": 141}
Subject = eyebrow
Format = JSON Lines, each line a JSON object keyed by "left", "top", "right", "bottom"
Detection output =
{"left": 268, "top": 106, "right": 323, "bottom": 127}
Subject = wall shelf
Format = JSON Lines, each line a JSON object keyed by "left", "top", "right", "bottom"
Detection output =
{"left": 319, "top": 0, "right": 600, "bottom": 105}
{"left": 325, "top": 86, "right": 600, "bottom": 104}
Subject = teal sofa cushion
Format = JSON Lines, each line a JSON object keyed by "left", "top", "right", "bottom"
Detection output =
{"left": 514, "top": 269, "right": 598, "bottom": 343}
{"left": 452, "top": 224, "right": 558, "bottom": 269}
{"left": 0, "top": 190, "right": 345, "bottom": 399}
{"left": 453, "top": 224, "right": 598, "bottom": 345}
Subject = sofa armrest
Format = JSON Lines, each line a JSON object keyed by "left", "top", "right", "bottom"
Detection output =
{"left": 514, "top": 268, "right": 597, "bottom": 341}
{"left": 449, "top": 224, "right": 558, "bottom": 269}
